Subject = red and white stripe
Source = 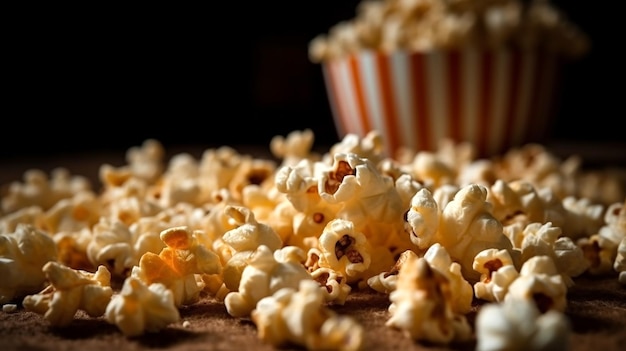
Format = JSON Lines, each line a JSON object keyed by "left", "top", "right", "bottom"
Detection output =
{"left": 323, "top": 49, "right": 560, "bottom": 157}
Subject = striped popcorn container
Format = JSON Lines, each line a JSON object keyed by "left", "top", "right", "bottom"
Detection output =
{"left": 322, "top": 49, "right": 562, "bottom": 158}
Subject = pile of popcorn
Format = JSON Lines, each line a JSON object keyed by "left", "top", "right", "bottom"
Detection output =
{"left": 309, "top": 0, "right": 590, "bottom": 63}
{"left": 1, "top": 128, "right": 625, "bottom": 350}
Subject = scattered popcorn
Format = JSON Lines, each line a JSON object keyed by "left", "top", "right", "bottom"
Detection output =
{"left": 475, "top": 297, "right": 571, "bottom": 351}
{"left": 315, "top": 218, "right": 372, "bottom": 284}
{"left": 614, "top": 237, "right": 626, "bottom": 285}
{"left": 251, "top": 279, "right": 364, "bottom": 351}
{"left": 0, "top": 128, "right": 623, "bottom": 343}
{"left": 0, "top": 223, "right": 58, "bottom": 304}
{"left": 22, "top": 262, "right": 113, "bottom": 327}
{"left": 105, "top": 276, "right": 180, "bottom": 337}
{"left": 386, "top": 252, "right": 471, "bottom": 344}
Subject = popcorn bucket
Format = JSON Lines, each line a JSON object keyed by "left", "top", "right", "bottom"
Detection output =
{"left": 322, "top": 49, "right": 562, "bottom": 157}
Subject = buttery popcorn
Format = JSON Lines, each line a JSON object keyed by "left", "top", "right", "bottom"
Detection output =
{"left": 309, "top": 0, "right": 590, "bottom": 63}
{"left": 224, "top": 244, "right": 312, "bottom": 318}
{"left": 475, "top": 296, "right": 571, "bottom": 351}
{"left": 131, "top": 226, "right": 222, "bottom": 307}
{"left": 386, "top": 252, "right": 472, "bottom": 344}
{"left": 22, "top": 262, "right": 113, "bottom": 327}
{"left": 251, "top": 279, "right": 363, "bottom": 351}
{"left": 105, "top": 276, "right": 180, "bottom": 337}
{"left": 0, "top": 223, "right": 58, "bottom": 304}
{"left": 0, "top": 128, "right": 624, "bottom": 343}
{"left": 615, "top": 237, "right": 626, "bottom": 285}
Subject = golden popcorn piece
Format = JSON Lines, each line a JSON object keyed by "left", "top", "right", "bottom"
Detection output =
{"left": 473, "top": 248, "right": 519, "bottom": 302}
{"left": 86, "top": 217, "right": 135, "bottom": 278}
{"left": 22, "top": 262, "right": 113, "bottom": 327}
{"left": 0, "top": 223, "right": 58, "bottom": 304}
{"left": 386, "top": 253, "right": 471, "bottom": 344}
{"left": 438, "top": 183, "right": 518, "bottom": 283}
{"left": 104, "top": 276, "right": 180, "bottom": 337}
{"left": 615, "top": 237, "right": 626, "bottom": 285}
{"left": 405, "top": 187, "right": 439, "bottom": 250}
{"left": 475, "top": 296, "right": 571, "bottom": 351}
{"left": 269, "top": 128, "right": 319, "bottom": 167}
{"left": 505, "top": 255, "right": 567, "bottom": 313}
{"left": 423, "top": 243, "right": 473, "bottom": 314}
{"left": 598, "top": 199, "right": 626, "bottom": 245}
{"left": 310, "top": 266, "right": 351, "bottom": 305}
{"left": 577, "top": 234, "right": 618, "bottom": 276}
{"left": 251, "top": 279, "right": 364, "bottom": 351}
{"left": 131, "top": 226, "right": 222, "bottom": 307}
{"left": 222, "top": 205, "right": 282, "bottom": 253}
{"left": 317, "top": 219, "right": 372, "bottom": 284}
{"left": 367, "top": 249, "right": 418, "bottom": 294}
{"left": 224, "top": 245, "right": 312, "bottom": 318}
{"left": 519, "top": 222, "right": 589, "bottom": 287}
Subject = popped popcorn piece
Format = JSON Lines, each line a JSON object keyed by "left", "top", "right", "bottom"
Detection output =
{"left": 316, "top": 218, "right": 372, "bottom": 284}
{"left": 386, "top": 253, "right": 472, "bottom": 344}
{"left": 326, "top": 131, "right": 385, "bottom": 165}
{"left": 598, "top": 199, "right": 626, "bottom": 245}
{"left": 475, "top": 297, "right": 571, "bottom": 351}
{"left": 0, "top": 223, "right": 58, "bottom": 304}
{"left": 505, "top": 255, "right": 567, "bottom": 313}
{"left": 224, "top": 245, "right": 312, "bottom": 318}
{"left": 131, "top": 226, "right": 222, "bottom": 307}
{"left": 560, "top": 196, "right": 605, "bottom": 240}
{"left": 104, "top": 276, "right": 180, "bottom": 337}
{"left": 577, "top": 234, "right": 618, "bottom": 276}
{"left": 423, "top": 243, "right": 473, "bottom": 314}
{"left": 22, "top": 262, "right": 113, "bottom": 327}
{"left": 2, "top": 303, "right": 18, "bottom": 313}
{"left": 251, "top": 279, "right": 364, "bottom": 351}
{"left": 269, "top": 128, "right": 320, "bottom": 167}
{"left": 615, "top": 237, "right": 626, "bottom": 285}
{"left": 221, "top": 205, "right": 283, "bottom": 253}
{"left": 39, "top": 190, "right": 101, "bottom": 234}
{"left": 0, "top": 206, "right": 44, "bottom": 234}
{"left": 86, "top": 217, "right": 135, "bottom": 278}
{"left": 405, "top": 188, "right": 439, "bottom": 250}
{"left": 438, "top": 183, "right": 518, "bottom": 283}
{"left": 519, "top": 222, "right": 589, "bottom": 287}
{"left": 318, "top": 152, "right": 404, "bottom": 245}
{"left": 473, "top": 248, "right": 519, "bottom": 302}
{"left": 367, "top": 249, "right": 417, "bottom": 294}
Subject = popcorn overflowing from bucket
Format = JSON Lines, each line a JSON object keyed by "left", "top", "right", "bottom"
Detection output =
{"left": 310, "top": 0, "right": 590, "bottom": 157}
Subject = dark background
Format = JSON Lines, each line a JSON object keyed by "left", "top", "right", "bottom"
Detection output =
{"left": 3, "top": 1, "right": 623, "bottom": 162}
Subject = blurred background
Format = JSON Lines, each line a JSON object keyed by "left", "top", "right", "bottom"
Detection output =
{"left": 2, "top": 1, "right": 623, "bottom": 162}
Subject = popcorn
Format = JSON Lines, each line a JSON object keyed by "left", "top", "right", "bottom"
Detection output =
{"left": 86, "top": 217, "right": 135, "bottom": 278}
{"left": 405, "top": 188, "right": 439, "bottom": 250}
{"left": 0, "top": 223, "right": 58, "bottom": 304}
{"left": 316, "top": 218, "right": 372, "bottom": 284}
{"left": 251, "top": 279, "right": 364, "bottom": 351}
{"left": 518, "top": 222, "right": 589, "bottom": 287}
{"left": 505, "top": 255, "right": 567, "bottom": 313}
{"left": 475, "top": 297, "right": 571, "bottom": 351}
{"left": 438, "top": 183, "right": 518, "bottom": 283}
{"left": 422, "top": 243, "right": 473, "bottom": 314}
{"left": 131, "top": 226, "right": 222, "bottom": 307}
{"left": 577, "top": 234, "right": 618, "bottom": 276}
{"left": 386, "top": 252, "right": 472, "bottom": 344}
{"left": 473, "top": 248, "right": 519, "bottom": 302}
{"left": 22, "top": 262, "right": 113, "bottom": 327}
{"left": 615, "top": 237, "right": 626, "bottom": 285}
{"left": 224, "top": 245, "right": 312, "bottom": 318}
{"left": 309, "top": 0, "right": 589, "bottom": 62}
{"left": 367, "top": 249, "right": 417, "bottom": 294}
{"left": 2, "top": 168, "right": 91, "bottom": 214}
{"left": 269, "top": 128, "right": 319, "bottom": 167}
{"left": 104, "top": 276, "right": 180, "bottom": 337}
{"left": 310, "top": 266, "right": 352, "bottom": 305}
